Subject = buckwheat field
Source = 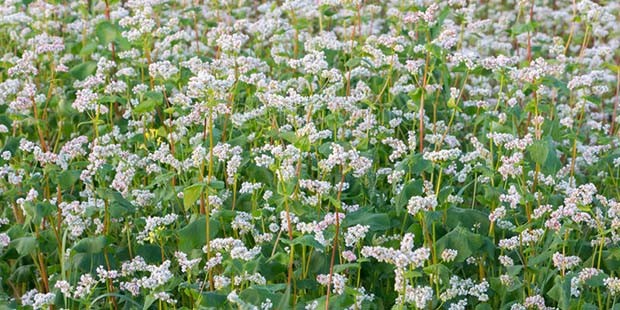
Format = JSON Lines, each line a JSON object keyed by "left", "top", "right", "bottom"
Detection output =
{"left": 1, "top": 0, "right": 620, "bottom": 309}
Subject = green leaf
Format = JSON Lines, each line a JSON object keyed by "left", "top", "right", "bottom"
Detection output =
{"left": 145, "top": 91, "right": 163, "bottom": 103}
{"left": 445, "top": 207, "right": 490, "bottom": 233}
{"left": 71, "top": 253, "right": 108, "bottom": 273}
{"left": 437, "top": 186, "right": 454, "bottom": 204}
{"left": 584, "top": 271, "right": 607, "bottom": 287}
{"left": 581, "top": 304, "right": 600, "bottom": 310}
{"left": 11, "top": 237, "right": 37, "bottom": 256}
{"left": 345, "top": 57, "right": 361, "bottom": 68}
{"left": 80, "top": 41, "right": 98, "bottom": 57}
{"left": 133, "top": 100, "right": 155, "bottom": 114}
{"left": 436, "top": 226, "right": 488, "bottom": 263}
{"left": 510, "top": 22, "right": 537, "bottom": 35}
{"left": 528, "top": 139, "right": 549, "bottom": 165}
{"left": 73, "top": 236, "right": 107, "bottom": 254}
{"left": 542, "top": 137, "right": 562, "bottom": 174}
{"left": 183, "top": 183, "right": 204, "bottom": 210}
{"left": 228, "top": 134, "right": 248, "bottom": 147}
{"left": 423, "top": 263, "right": 451, "bottom": 285}
{"left": 95, "top": 189, "right": 137, "bottom": 218}
{"left": 527, "top": 249, "right": 553, "bottom": 268}
{"left": 143, "top": 294, "right": 156, "bottom": 310}
{"left": 333, "top": 263, "right": 360, "bottom": 273}
{"left": 96, "top": 21, "right": 118, "bottom": 45}
{"left": 279, "top": 131, "right": 297, "bottom": 144}
{"left": 396, "top": 179, "right": 424, "bottom": 209}
{"left": 178, "top": 216, "right": 220, "bottom": 252}
{"left": 245, "top": 165, "right": 274, "bottom": 187}
{"left": 475, "top": 304, "right": 493, "bottom": 310}
{"left": 603, "top": 248, "right": 620, "bottom": 271}
{"left": 604, "top": 63, "right": 620, "bottom": 73}
{"left": 109, "top": 191, "right": 137, "bottom": 218}
{"left": 136, "top": 244, "right": 164, "bottom": 264}
{"left": 343, "top": 208, "right": 391, "bottom": 231}
{"left": 411, "top": 153, "right": 432, "bottom": 174}
{"left": 239, "top": 286, "right": 284, "bottom": 307}
{"left": 10, "top": 265, "right": 34, "bottom": 283}
{"left": 89, "top": 293, "right": 142, "bottom": 309}
{"left": 276, "top": 285, "right": 291, "bottom": 310}
{"left": 134, "top": 91, "right": 163, "bottom": 114}
{"left": 199, "top": 292, "right": 227, "bottom": 307}
{"left": 58, "top": 169, "right": 80, "bottom": 190}
{"left": 1, "top": 137, "right": 20, "bottom": 156}
{"left": 284, "top": 235, "right": 324, "bottom": 251}
{"left": 447, "top": 97, "right": 457, "bottom": 109}
{"left": 547, "top": 275, "right": 572, "bottom": 310}
{"left": 34, "top": 202, "right": 56, "bottom": 224}
{"left": 318, "top": 142, "right": 333, "bottom": 156}
{"left": 69, "top": 62, "right": 97, "bottom": 80}
{"left": 208, "top": 180, "right": 225, "bottom": 190}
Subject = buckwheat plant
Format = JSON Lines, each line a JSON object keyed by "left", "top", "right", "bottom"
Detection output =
{"left": 0, "top": 0, "right": 619, "bottom": 309}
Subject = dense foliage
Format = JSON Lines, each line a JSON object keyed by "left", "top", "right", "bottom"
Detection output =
{"left": 1, "top": 0, "right": 620, "bottom": 309}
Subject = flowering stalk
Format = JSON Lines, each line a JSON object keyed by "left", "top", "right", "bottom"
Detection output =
{"left": 325, "top": 166, "right": 346, "bottom": 309}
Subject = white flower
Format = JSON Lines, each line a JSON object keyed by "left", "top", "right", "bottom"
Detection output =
{"left": 441, "top": 249, "right": 458, "bottom": 262}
